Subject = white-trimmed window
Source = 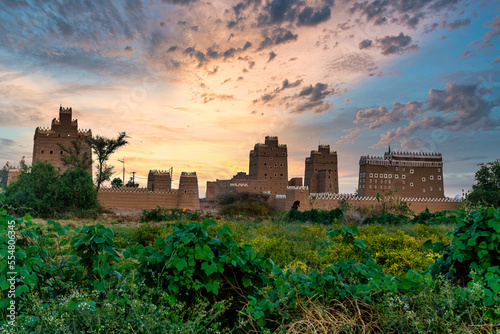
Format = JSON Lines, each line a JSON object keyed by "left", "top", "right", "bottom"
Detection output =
{"left": 369, "top": 173, "right": 373, "bottom": 178}
{"left": 375, "top": 173, "right": 378, "bottom": 178}
{"left": 430, "top": 187, "right": 433, "bottom": 191}
{"left": 422, "top": 177, "right": 426, "bottom": 182}
{"left": 410, "top": 182, "right": 414, "bottom": 187}
{"left": 410, "top": 169, "right": 414, "bottom": 174}
{"left": 430, "top": 175, "right": 434, "bottom": 180}
{"left": 403, "top": 180, "right": 405, "bottom": 185}
{"left": 403, "top": 168, "right": 406, "bottom": 171}
{"left": 395, "top": 174, "right": 399, "bottom": 179}
{"left": 438, "top": 175, "right": 441, "bottom": 180}
{"left": 384, "top": 174, "right": 387, "bottom": 178}
{"left": 374, "top": 185, "right": 377, "bottom": 189}
{"left": 402, "top": 175, "right": 406, "bottom": 179}
{"left": 438, "top": 168, "right": 441, "bottom": 172}
{"left": 439, "top": 187, "right": 442, "bottom": 191}
{"left": 375, "top": 179, "right": 377, "bottom": 183}
{"left": 396, "top": 167, "right": 399, "bottom": 171}
{"left": 388, "top": 186, "right": 391, "bottom": 189}
{"left": 389, "top": 174, "right": 392, "bottom": 178}
{"left": 370, "top": 179, "right": 372, "bottom": 183}
{"left": 388, "top": 180, "right": 391, "bottom": 184}
{"left": 423, "top": 188, "right": 426, "bottom": 193}
{"left": 402, "top": 186, "right": 405, "bottom": 190}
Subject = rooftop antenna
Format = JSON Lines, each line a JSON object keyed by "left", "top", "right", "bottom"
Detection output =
{"left": 118, "top": 159, "right": 125, "bottom": 187}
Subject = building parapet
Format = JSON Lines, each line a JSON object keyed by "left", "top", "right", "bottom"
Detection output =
{"left": 287, "top": 186, "right": 309, "bottom": 190}
{"left": 181, "top": 172, "right": 197, "bottom": 176}
{"left": 275, "top": 194, "right": 286, "bottom": 199}
{"left": 149, "top": 169, "right": 171, "bottom": 175}
{"left": 308, "top": 192, "right": 460, "bottom": 202}
{"left": 359, "top": 157, "right": 442, "bottom": 168}
{"left": 99, "top": 186, "right": 177, "bottom": 194}
{"left": 230, "top": 183, "right": 249, "bottom": 187}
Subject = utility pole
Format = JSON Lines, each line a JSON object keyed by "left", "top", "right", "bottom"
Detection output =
{"left": 118, "top": 159, "right": 125, "bottom": 187}
{"left": 131, "top": 171, "right": 136, "bottom": 186}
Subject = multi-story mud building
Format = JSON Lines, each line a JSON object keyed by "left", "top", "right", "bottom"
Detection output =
{"left": 304, "top": 144, "right": 339, "bottom": 194}
{"left": 32, "top": 106, "right": 92, "bottom": 174}
{"left": 357, "top": 149, "right": 444, "bottom": 198}
{"left": 249, "top": 136, "right": 288, "bottom": 195}
{"left": 147, "top": 169, "right": 172, "bottom": 191}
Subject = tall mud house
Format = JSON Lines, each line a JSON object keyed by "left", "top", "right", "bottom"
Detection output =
{"left": 357, "top": 149, "right": 444, "bottom": 198}
{"left": 32, "top": 106, "right": 92, "bottom": 174}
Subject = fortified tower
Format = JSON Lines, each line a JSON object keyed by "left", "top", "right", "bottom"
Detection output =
{"left": 147, "top": 170, "right": 172, "bottom": 191}
{"left": 358, "top": 148, "right": 444, "bottom": 198}
{"left": 33, "top": 106, "right": 92, "bottom": 174}
{"left": 304, "top": 144, "right": 339, "bottom": 194}
{"left": 249, "top": 136, "right": 288, "bottom": 195}
{"left": 178, "top": 172, "right": 200, "bottom": 210}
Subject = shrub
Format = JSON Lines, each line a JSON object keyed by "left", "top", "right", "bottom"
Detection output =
{"left": 427, "top": 206, "right": 500, "bottom": 319}
{"left": 2, "top": 162, "right": 99, "bottom": 218}
{"left": 411, "top": 208, "right": 449, "bottom": 225}
{"left": 287, "top": 208, "right": 343, "bottom": 224}
{"left": 140, "top": 207, "right": 202, "bottom": 223}
{"left": 363, "top": 212, "right": 410, "bottom": 225}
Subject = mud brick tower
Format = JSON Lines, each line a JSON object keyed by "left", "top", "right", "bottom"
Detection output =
{"left": 249, "top": 136, "right": 288, "bottom": 195}
{"left": 304, "top": 144, "right": 339, "bottom": 194}
{"left": 32, "top": 106, "right": 92, "bottom": 174}
{"left": 147, "top": 170, "right": 172, "bottom": 191}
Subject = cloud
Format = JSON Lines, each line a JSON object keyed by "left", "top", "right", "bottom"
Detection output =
{"left": 258, "top": 28, "right": 298, "bottom": 50}
{"left": 359, "top": 39, "right": 373, "bottom": 49}
{"left": 492, "top": 56, "right": 500, "bottom": 65}
{"left": 268, "top": 51, "right": 277, "bottom": 62}
{"left": 341, "top": 127, "right": 360, "bottom": 139}
{"left": 359, "top": 83, "right": 500, "bottom": 148}
{"left": 297, "top": 6, "right": 332, "bottom": 26}
{"left": 253, "top": 78, "right": 303, "bottom": 104}
{"left": 289, "top": 82, "right": 335, "bottom": 114}
{"left": 441, "top": 18, "right": 471, "bottom": 30}
{"left": 376, "top": 32, "right": 419, "bottom": 55}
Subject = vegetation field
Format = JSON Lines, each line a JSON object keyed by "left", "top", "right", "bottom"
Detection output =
{"left": 2, "top": 202, "right": 500, "bottom": 333}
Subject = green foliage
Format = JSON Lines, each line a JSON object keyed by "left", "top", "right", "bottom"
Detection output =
{"left": 140, "top": 206, "right": 202, "bottom": 223}
{"left": 411, "top": 208, "right": 449, "bottom": 225}
{"left": 132, "top": 223, "right": 167, "bottom": 246}
{"left": 88, "top": 131, "right": 129, "bottom": 192}
{"left": 58, "top": 139, "right": 92, "bottom": 171}
{"left": 3, "top": 162, "right": 99, "bottom": 218}
{"left": 125, "top": 178, "right": 139, "bottom": 187}
{"left": 427, "top": 206, "right": 500, "bottom": 319}
{"left": 110, "top": 177, "right": 123, "bottom": 188}
{"left": 0, "top": 162, "right": 9, "bottom": 187}
{"left": 466, "top": 159, "right": 500, "bottom": 207}
{"left": 287, "top": 208, "right": 343, "bottom": 224}
{"left": 126, "top": 219, "right": 274, "bottom": 328}
{"left": 363, "top": 212, "right": 411, "bottom": 225}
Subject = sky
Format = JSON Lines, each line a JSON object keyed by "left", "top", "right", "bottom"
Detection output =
{"left": 0, "top": 0, "right": 499, "bottom": 198}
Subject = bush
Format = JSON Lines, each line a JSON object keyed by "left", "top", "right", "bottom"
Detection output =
{"left": 2, "top": 162, "right": 99, "bottom": 218}
{"left": 140, "top": 207, "right": 202, "bottom": 222}
{"left": 427, "top": 206, "right": 500, "bottom": 319}
{"left": 287, "top": 208, "right": 343, "bottom": 224}
{"left": 411, "top": 208, "right": 449, "bottom": 225}
{"left": 363, "top": 212, "right": 410, "bottom": 225}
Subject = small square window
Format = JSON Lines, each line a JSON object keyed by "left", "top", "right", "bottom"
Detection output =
{"left": 439, "top": 187, "right": 442, "bottom": 191}
{"left": 410, "top": 182, "right": 414, "bottom": 187}
{"left": 403, "top": 168, "right": 406, "bottom": 171}
{"left": 402, "top": 186, "right": 405, "bottom": 190}
{"left": 50, "top": 151, "right": 53, "bottom": 154}
{"left": 369, "top": 173, "right": 373, "bottom": 178}
{"left": 395, "top": 174, "right": 399, "bottom": 179}
{"left": 402, "top": 175, "right": 406, "bottom": 179}
{"left": 430, "top": 187, "right": 433, "bottom": 191}
{"left": 438, "top": 175, "right": 441, "bottom": 180}
{"left": 384, "top": 174, "right": 387, "bottom": 178}
{"left": 60, "top": 151, "right": 63, "bottom": 155}
{"left": 375, "top": 173, "right": 378, "bottom": 178}
{"left": 422, "top": 177, "right": 426, "bottom": 182}
{"left": 41, "top": 150, "right": 44, "bottom": 154}
{"left": 396, "top": 167, "right": 399, "bottom": 171}
{"left": 430, "top": 175, "right": 434, "bottom": 180}
{"left": 410, "top": 169, "right": 414, "bottom": 174}
{"left": 374, "top": 185, "right": 377, "bottom": 189}
{"left": 438, "top": 168, "right": 441, "bottom": 172}
{"left": 388, "top": 186, "right": 391, "bottom": 189}
{"left": 423, "top": 188, "right": 426, "bottom": 193}
{"left": 389, "top": 174, "right": 392, "bottom": 178}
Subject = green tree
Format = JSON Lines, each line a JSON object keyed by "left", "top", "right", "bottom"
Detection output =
{"left": 466, "top": 159, "right": 500, "bottom": 207}
{"left": 0, "top": 162, "right": 9, "bottom": 187}
{"left": 88, "top": 132, "right": 129, "bottom": 193}
{"left": 111, "top": 177, "right": 123, "bottom": 188}
{"left": 125, "top": 177, "right": 139, "bottom": 188}
{"left": 3, "top": 162, "right": 98, "bottom": 217}
{"left": 58, "top": 139, "right": 92, "bottom": 170}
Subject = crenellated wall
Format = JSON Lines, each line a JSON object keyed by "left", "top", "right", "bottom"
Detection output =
{"left": 98, "top": 172, "right": 200, "bottom": 210}
{"left": 282, "top": 187, "right": 460, "bottom": 213}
